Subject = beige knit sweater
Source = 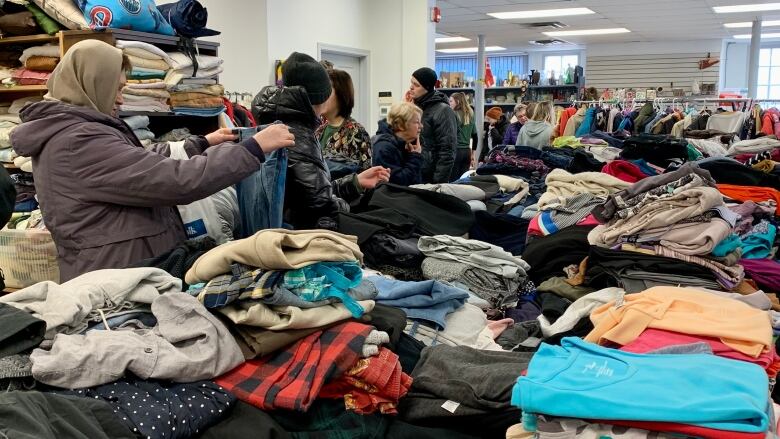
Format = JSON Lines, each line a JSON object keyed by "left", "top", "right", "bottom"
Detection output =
{"left": 185, "top": 229, "right": 363, "bottom": 284}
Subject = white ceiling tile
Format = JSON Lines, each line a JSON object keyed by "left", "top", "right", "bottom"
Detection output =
{"left": 436, "top": 0, "right": 772, "bottom": 52}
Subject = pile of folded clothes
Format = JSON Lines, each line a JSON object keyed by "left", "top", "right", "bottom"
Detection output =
{"left": 19, "top": 43, "right": 59, "bottom": 75}
{"left": 121, "top": 115, "right": 155, "bottom": 148}
{"left": 418, "top": 235, "right": 533, "bottom": 318}
{"left": 337, "top": 183, "right": 475, "bottom": 280}
{"left": 512, "top": 286, "right": 776, "bottom": 439}
{"left": 526, "top": 169, "right": 629, "bottom": 239}
{"left": 589, "top": 163, "right": 744, "bottom": 290}
{"left": 10, "top": 172, "right": 36, "bottom": 213}
{"left": 116, "top": 41, "right": 172, "bottom": 113}
{"left": 166, "top": 52, "right": 225, "bottom": 116}
{"left": 181, "top": 229, "right": 411, "bottom": 416}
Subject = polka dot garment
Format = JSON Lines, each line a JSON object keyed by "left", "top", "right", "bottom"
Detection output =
{"left": 52, "top": 378, "right": 236, "bottom": 439}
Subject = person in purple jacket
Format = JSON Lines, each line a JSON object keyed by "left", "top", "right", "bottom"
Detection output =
{"left": 503, "top": 103, "right": 528, "bottom": 146}
{"left": 10, "top": 40, "right": 295, "bottom": 281}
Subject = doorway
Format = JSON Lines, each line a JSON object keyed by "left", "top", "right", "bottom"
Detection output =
{"left": 318, "top": 44, "right": 370, "bottom": 128}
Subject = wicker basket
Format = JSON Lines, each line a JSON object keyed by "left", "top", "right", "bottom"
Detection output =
{"left": 0, "top": 229, "right": 59, "bottom": 288}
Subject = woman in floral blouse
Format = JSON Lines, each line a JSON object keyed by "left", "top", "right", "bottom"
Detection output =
{"left": 315, "top": 68, "right": 372, "bottom": 179}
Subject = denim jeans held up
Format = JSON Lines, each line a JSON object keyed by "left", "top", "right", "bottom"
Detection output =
{"left": 235, "top": 127, "right": 288, "bottom": 238}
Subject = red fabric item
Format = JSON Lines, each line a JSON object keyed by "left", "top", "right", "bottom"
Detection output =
{"left": 215, "top": 321, "right": 371, "bottom": 412}
{"left": 760, "top": 108, "right": 780, "bottom": 137}
{"left": 222, "top": 97, "right": 237, "bottom": 125}
{"left": 557, "top": 107, "right": 577, "bottom": 137}
{"left": 576, "top": 214, "right": 600, "bottom": 227}
{"left": 320, "top": 347, "right": 412, "bottom": 415}
{"left": 235, "top": 104, "right": 257, "bottom": 127}
{"left": 12, "top": 68, "right": 49, "bottom": 85}
{"left": 619, "top": 328, "right": 778, "bottom": 373}
{"left": 602, "top": 420, "right": 766, "bottom": 439}
{"left": 717, "top": 184, "right": 780, "bottom": 215}
{"left": 601, "top": 160, "right": 650, "bottom": 183}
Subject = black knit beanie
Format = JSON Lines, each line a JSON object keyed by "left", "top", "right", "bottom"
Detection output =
{"left": 413, "top": 67, "right": 437, "bottom": 92}
{"left": 282, "top": 52, "right": 333, "bottom": 105}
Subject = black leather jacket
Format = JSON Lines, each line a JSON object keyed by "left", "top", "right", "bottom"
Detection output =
{"left": 414, "top": 90, "right": 458, "bottom": 183}
{"left": 252, "top": 86, "right": 362, "bottom": 229}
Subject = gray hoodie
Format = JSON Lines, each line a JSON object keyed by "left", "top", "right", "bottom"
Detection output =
{"left": 515, "top": 119, "right": 553, "bottom": 150}
{"left": 11, "top": 100, "right": 263, "bottom": 281}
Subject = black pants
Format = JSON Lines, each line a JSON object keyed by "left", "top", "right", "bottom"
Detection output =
{"left": 450, "top": 148, "right": 471, "bottom": 181}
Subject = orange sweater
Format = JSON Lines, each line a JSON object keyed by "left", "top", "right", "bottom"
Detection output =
{"left": 586, "top": 286, "right": 772, "bottom": 358}
{"left": 556, "top": 107, "right": 577, "bottom": 138}
{"left": 717, "top": 184, "right": 780, "bottom": 215}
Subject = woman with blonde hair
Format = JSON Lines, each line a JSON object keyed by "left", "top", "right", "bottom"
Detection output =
{"left": 372, "top": 101, "right": 424, "bottom": 185}
{"left": 448, "top": 92, "right": 476, "bottom": 180}
{"left": 516, "top": 100, "right": 554, "bottom": 149}
{"left": 503, "top": 103, "right": 528, "bottom": 146}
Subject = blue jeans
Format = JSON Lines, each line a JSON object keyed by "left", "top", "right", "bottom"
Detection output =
{"left": 235, "top": 127, "right": 288, "bottom": 237}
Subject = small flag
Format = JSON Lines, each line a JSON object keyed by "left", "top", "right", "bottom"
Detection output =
{"left": 485, "top": 59, "right": 495, "bottom": 88}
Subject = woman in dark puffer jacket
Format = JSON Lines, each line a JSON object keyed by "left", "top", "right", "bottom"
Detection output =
{"left": 252, "top": 52, "right": 389, "bottom": 230}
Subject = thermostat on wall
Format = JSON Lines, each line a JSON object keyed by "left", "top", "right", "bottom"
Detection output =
{"left": 378, "top": 91, "right": 393, "bottom": 105}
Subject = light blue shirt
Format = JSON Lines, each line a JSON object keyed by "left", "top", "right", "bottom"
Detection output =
{"left": 512, "top": 337, "right": 769, "bottom": 433}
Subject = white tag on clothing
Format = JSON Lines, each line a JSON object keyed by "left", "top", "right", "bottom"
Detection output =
{"left": 441, "top": 400, "right": 460, "bottom": 413}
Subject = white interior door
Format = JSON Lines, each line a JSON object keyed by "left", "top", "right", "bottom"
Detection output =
{"left": 321, "top": 51, "right": 367, "bottom": 127}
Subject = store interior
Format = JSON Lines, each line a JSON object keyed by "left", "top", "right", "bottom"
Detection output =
{"left": 0, "top": 1, "right": 779, "bottom": 438}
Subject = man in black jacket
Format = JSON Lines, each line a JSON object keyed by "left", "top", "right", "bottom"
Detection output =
{"left": 407, "top": 68, "right": 457, "bottom": 184}
{"left": 252, "top": 52, "right": 389, "bottom": 230}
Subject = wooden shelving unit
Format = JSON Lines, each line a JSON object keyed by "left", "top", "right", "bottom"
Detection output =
{"left": 0, "top": 85, "right": 47, "bottom": 93}
{"left": 0, "top": 34, "right": 58, "bottom": 45}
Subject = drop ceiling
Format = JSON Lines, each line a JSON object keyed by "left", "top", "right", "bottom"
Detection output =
{"left": 436, "top": 0, "right": 780, "bottom": 53}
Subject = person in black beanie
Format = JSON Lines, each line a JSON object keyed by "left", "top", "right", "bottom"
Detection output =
{"left": 252, "top": 52, "right": 390, "bottom": 230}
{"left": 406, "top": 67, "right": 457, "bottom": 183}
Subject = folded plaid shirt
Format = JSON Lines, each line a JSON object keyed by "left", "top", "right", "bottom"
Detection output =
{"left": 215, "top": 321, "right": 372, "bottom": 412}
{"left": 196, "top": 263, "right": 284, "bottom": 309}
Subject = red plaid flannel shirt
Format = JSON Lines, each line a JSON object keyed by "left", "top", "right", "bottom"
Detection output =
{"left": 215, "top": 321, "right": 371, "bottom": 411}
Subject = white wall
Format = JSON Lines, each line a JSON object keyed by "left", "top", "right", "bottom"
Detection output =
{"left": 586, "top": 40, "right": 723, "bottom": 58}
{"left": 721, "top": 41, "right": 750, "bottom": 91}
{"left": 584, "top": 40, "right": 723, "bottom": 94}
{"left": 169, "top": 0, "right": 269, "bottom": 94}
{"left": 265, "top": 0, "right": 434, "bottom": 132}
{"left": 158, "top": 0, "right": 435, "bottom": 130}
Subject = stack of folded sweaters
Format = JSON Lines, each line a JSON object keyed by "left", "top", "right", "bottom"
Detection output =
{"left": 11, "top": 44, "right": 59, "bottom": 86}
{"left": 116, "top": 40, "right": 172, "bottom": 113}
{"left": 122, "top": 115, "right": 155, "bottom": 148}
{"left": 166, "top": 52, "right": 225, "bottom": 116}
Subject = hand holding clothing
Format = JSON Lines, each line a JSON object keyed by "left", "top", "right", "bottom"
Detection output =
{"left": 205, "top": 128, "right": 238, "bottom": 146}
{"left": 254, "top": 124, "right": 296, "bottom": 153}
{"left": 357, "top": 166, "right": 391, "bottom": 190}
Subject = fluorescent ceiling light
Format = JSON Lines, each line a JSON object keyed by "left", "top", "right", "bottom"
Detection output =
{"left": 734, "top": 32, "right": 780, "bottom": 38}
{"left": 436, "top": 46, "right": 506, "bottom": 54}
{"left": 435, "top": 36, "right": 470, "bottom": 43}
{"left": 543, "top": 28, "right": 631, "bottom": 37}
{"left": 714, "top": 3, "right": 780, "bottom": 13}
{"left": 488, "top": 7, "right": 594, "bottom": 20}
{"left": 725, "top": 20, "right": 780, "bottom": 27}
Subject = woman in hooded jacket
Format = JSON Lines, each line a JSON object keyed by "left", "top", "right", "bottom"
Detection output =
{"left": 371, "top": 102, "right": 424, "bottom": 186}
{"left": 10, "top": 40, "right": 295, "bottom": 281}
{"left": 516, "top": 101, "right": 554, "bottom": 150}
